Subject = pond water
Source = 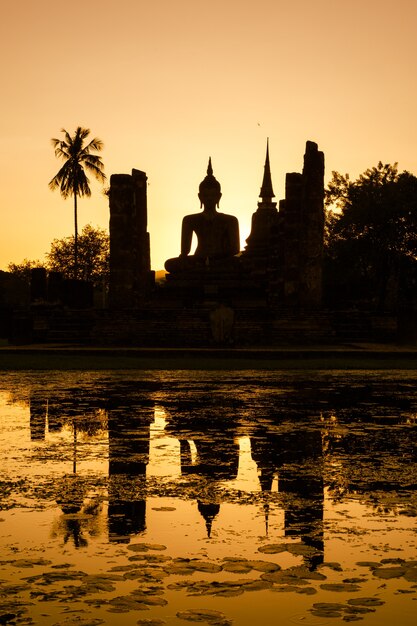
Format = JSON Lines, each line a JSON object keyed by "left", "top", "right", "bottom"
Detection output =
{"left": 0, "top": 370, "right": 416, "bottom": 626}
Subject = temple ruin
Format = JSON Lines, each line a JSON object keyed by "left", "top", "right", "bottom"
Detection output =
{"left": 3, "top": 139, "right": 403, "bottom": 346}
{"left": 97, "top": 140, "right": 329, "bottom": 345}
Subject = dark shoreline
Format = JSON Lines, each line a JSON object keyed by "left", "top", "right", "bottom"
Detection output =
{"left": 0, "top": 343, "right": 416, "bottom": 370}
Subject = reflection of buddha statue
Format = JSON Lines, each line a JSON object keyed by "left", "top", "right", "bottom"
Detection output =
{"left": 165, "top": 159, "right": 240, "bottom": 273}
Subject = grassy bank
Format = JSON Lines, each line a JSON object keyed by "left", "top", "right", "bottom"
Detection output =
{"left": 0, "top": 350, "right": 416, "bottom": 370}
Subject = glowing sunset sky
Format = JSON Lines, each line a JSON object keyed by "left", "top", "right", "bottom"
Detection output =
{"left": 1, "top": 0, "right": 416, "bottom": 271}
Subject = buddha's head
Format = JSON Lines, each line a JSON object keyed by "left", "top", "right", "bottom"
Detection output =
{"left": 198, "top": 158, "right": 222, "bottom": 208}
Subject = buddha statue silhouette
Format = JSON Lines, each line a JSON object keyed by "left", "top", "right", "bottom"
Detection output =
{"left": 165, "top": 159, "right": 240, "bottom": 273}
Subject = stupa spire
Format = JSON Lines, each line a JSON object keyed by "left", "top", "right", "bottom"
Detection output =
{"left": 259, "top": 139, "right": 275, "bottom": 202}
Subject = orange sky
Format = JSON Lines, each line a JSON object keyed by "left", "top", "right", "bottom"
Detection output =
{"left": 1, "top": 0, "right": 416, "bottom": 271}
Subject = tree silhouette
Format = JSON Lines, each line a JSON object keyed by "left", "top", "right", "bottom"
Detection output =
{"left": 48, "top": 127, "right": 106, "bottom": 278}
{"left": 7, "top": 259, "right": 43, "bottom": 283}
{"left": 46, "top": 224, "right": 109, "bottom": 287}
{"left": 325, "top": 162, "right": 417, "bottom": 309}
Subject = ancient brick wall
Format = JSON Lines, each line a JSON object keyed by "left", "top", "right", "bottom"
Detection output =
{"left": 109, "top": 169, "right": 153, "bottom": 308}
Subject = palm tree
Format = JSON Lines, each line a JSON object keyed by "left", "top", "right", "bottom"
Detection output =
{"left": 49, "top": 127, "right": 106, "bottom": 278}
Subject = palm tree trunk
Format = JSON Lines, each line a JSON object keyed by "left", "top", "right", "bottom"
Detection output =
{"left": 74, "top": 192, "right": 78, "bottom": 279}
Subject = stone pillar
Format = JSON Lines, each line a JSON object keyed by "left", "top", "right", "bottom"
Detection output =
{"left": 281, "top": 142, "right": 325, "bottom": 308}
{"left": 301, "top": 141, "right": 325, "bottom": 307}
{"left": 282, "top": 172, "right": 303, "bottom": 305}
{"left": 109, "top": 169, "right": 154, "bottom": 308}
{"left": 47, "top": 271, "right": 63, "bottom": 303}
{"left": 30, "top": 267, "right": 47, "bottom": 302}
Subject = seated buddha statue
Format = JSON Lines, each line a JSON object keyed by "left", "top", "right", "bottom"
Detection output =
{"left": 165, "top": 159, "right": 240, "bottom": 274}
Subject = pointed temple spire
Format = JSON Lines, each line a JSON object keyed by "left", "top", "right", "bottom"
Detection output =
{"left": 259, "top": 139, "right": 275, "bottom": 202}
{"left": 244, "top": 139, "right": 278, "bottom": 253}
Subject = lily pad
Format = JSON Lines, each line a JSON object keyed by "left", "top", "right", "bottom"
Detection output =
{"left": 270, "top": 585, "right": 308, "bottom": 593}
{"left": 177, "top": 609, "right": 229, "bottom": 623}
{"left": 355, "top": 562, "right": 380, "bottom": 569}
{"left": 320, "top": 562, "right": 343, "bottom": 572}
{"left": 167, "top": 581, "right": 192, "bottom": 591}
{"left": 129, "top": 554, "right": 171, "bottom": 563}
{"left": 404, "top": 568, "right": 417, "bottom": 582}
{"left": 312, "top": 603, "right": 346, "bottom": 611}
{"left": 190, "top": 561, "right": 222, "bottom": 573}
{"left": 213, "top": 589, "right": 243, "bottom": 597}
{"left": 286, "top": 543, "right": 319, "bottom": 557}
{"left": 127, "top": 543, "right": 167, "bottom": 552}
{"left": 131, "top": 596, "right": 168, "bottom": 607}
{"left": 242, "top": 580, "right": 272, "bottom": 591}
{"left": 108, "top": 596, "right": 150, "bottom": 611}
{"left": 296, "top": 587, "right": 317, "bottom": 595}
{"left": 164, "top": 565, "right": 196, "bottom": 576}
{"left": 311, "top": 602, "right": 344, "bottom": 617}
{"left": 257, "top": 544, "right": 287, "bottom": 554}
{"left": 246, "top": 560, "right": 280, "bottom": 572}
{"left": 222, "top": 562, "right": 251, "bottom": 574}
{"left": 320, "top": 583, "right": 361, "bottom": 592}
{"left": 261, "top": 571, "right": 309, "bottom": 585}
{"left": 373, "top": 567, "right": 406, "bottom": 579}
{"left": 347, "top": 597, "right": 384, "bottom": 607}
{"left": 286, "top": 566, "right": 327, "bottom": 581}
{"left": 54, "top": 617, "right": 106, "bottom": 626}
{"left": 345, "top": 606, "right": 376, "bottom": 615}
{"left": 82, "top": 581, "right": 116, "bottom": 593}
{"left": 11, "top": 558, "right": 52, "bottom": 568}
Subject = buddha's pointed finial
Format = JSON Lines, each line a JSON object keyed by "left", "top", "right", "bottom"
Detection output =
{"left": 260, "top": 138, "right": 275, "bottom": 201}
{"left": 199, "top": 157, "right": 221, "bottom": 200}
{"left": 198, "top": 501, "right": 220, "bottom": 539}
{"left": 207, "top": 157, "right": 213, "bottom": 177}
{"left": 206, "top": 518, "right": 213, "bottom": 538}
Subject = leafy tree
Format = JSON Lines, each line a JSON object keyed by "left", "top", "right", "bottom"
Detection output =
{"left": 46, "top": 224, "right": 109, "bottom": 287}
{"left": 48, "top": 127, "right": 106, "bottom": 278}
{"left": 7, "top": 259, "right": 43, "bottom": 283}
{"left": 325, "top": 162, "right": 417, "bottom": 310}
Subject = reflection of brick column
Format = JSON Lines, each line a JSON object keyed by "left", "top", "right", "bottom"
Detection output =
{"left": 30, "top": 396, "right": 47, "bottom": 440}
{"left": 109, "top": 169, "right": 154, "bottom": 308}
{"left": 107, "top": 408, "right": 152, "bottom": 541}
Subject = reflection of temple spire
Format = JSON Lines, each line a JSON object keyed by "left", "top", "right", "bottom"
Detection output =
{"left": 259, "top": 469, "right": 274, "bottom": 537}
{"left": 198, "top": 501, "right": 220, "bottom": 538}
{"left": 259, "top": 139, "right": 275, "bottom": 203}
{"left": 264, "top": 502, "right": 269, "bottom": 536}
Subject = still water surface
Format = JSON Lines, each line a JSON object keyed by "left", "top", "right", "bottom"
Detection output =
{"left": 0, "top": 370, "right": 416, "bottom": 625}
